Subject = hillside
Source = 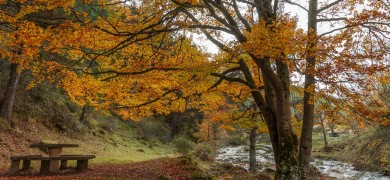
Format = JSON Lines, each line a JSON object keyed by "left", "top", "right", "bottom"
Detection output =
{"left": 0, "top": 118, "right": 176, "bottom": 169}
{"left": 0, "top": 68, "right": 176, "bottom": 170}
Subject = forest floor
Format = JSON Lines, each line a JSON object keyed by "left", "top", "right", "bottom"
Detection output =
{"left": 0, "top": 119, "right": 272, "bottom": 179}
{"left": 0, "top": 158, "right": 192, "bottom": 180}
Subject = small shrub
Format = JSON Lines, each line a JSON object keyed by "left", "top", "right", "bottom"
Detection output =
{"left": 137, "top": 118, "right": 171, "bottom": 143}
{"left": 174, "top": 135, "right": 194, "bottom": 155}
{"left": 193, "top": 143, "right": 216, "bottom": 161}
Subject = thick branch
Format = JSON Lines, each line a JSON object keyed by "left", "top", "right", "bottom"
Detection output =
{"left": 210, "top": 72, "right": 257, "bottom": 89}
{"left": 209, "top": 66, "right": 241, "bottom": 89}
{"left": 232, "top": 0, "right": 251, "bottom": 31}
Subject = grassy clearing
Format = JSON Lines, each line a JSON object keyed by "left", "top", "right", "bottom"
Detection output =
{"left": 0, "top": 77, "right": 178, "bottom": 170}
{"left": 0, "top": 119, "right": 176, "bottom": 169}
{"left": 311, "top": 131, "right": 345, "bottom": 153}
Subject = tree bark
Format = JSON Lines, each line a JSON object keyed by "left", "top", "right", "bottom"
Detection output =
{"left": 79, "top": 105, "right": 88, "bottom": 122}
{"left": 0, "top": 63, "right": 21, "bottom": 124}
{"left": 299, "top": 0, "right": 318, "bottom": 179}
{"left": 241, "top": 57, "right": 299, "bottom": 179}
{"left": 249, "top": 126, "right": 258, "bottom": 172}
{"left": 320, "top": 118, "right": 328, "bottom": 149}
{"left": 274, "top": 61, "right": 299, "bottom": 180}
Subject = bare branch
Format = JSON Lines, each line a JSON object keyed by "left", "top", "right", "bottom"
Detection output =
{"left": 317, "top": 0, "right": 344, "bottom": 14}
{"left": 181, "top": 8, "right": 232, "bottom": 52}
{"left": 188, "top": 25, "right": 234, "bottom": 34}
{"left": 80, "top": 67, "right": 181, "bottom": 81}
{"left": 284, "top": 0, "right": 308, "bottom": 12}
{"left": 232, "top": 0, "right": 251, "bottom": 31}
{"left": 317, "top": 17, "right": 347, "bottom": 22}
{"left": 319, "top": 24, "right": 354, "bottom": 37}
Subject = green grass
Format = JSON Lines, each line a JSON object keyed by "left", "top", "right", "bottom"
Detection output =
{"left": 311, "top": 131, "right": 345, "bottom": 151}
{"left": 60, "top": 120, "right": 177, "bottom": 165}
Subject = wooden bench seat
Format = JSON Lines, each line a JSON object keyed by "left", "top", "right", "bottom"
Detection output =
{"left": 10, "top": 155, "right": 42, "bottom": 174}
{"left": 10, "top": 154, "right": 95, "bottom": 174}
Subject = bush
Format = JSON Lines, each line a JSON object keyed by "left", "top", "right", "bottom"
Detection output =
{"left": 137, "top": 118, "right": 171, "bottom": 143}
{"left": 193, "top": 143, "right": 216, "bottom": 161}
{"left": 174, "top": 135, "right": 194, "bottom": 155}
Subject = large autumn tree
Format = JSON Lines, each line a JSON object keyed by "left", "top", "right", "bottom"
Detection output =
{"left": 3, "top": 0, "right": 387, "bottom": 179}
{"left": 83, "top": 0, "right": 388, "bottom": 179}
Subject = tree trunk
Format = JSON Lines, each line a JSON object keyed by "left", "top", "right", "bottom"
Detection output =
{"left": 171, "top": 113, "right": 179, "bottom": 138}
{"left": 79, "top": 105, "right": 88, "bottom": 122}
{"left": 249, "top": 126, "right": 258, "bottom": 172}
{"left": 274, "top": 61, "right": 299, "bottom": 180}
{"left": 0, "top": 63, "right": 21, "bottom": 124}
{"left": 320, "top": 118, "right": 328, "bottom": 149}
{"left": 244, "top": 57, "right": 299, "bottom": 179}
{"left": 299, "top": 0, "right": 318, "bottom": 179}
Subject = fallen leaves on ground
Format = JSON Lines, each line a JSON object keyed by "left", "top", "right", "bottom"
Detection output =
{"left": 0, "top": 158, "right": 191, "bottom": 180}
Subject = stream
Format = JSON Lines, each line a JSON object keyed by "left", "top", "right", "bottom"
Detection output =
{"left": 215, "top": 145, "right": 390, "bottom": 180}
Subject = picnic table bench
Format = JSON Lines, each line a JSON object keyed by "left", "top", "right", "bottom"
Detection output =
{"left": 10, "top": 143, "right": 95, "bottom": 174}
{"left": 10, "top": 155, "right": 95, "bottom": 174}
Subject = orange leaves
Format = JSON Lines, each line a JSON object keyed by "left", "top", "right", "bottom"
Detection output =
{"left": 241, "top": 16, "right": 306, "bottom": 62}
{"left": 177, "top": 0, "right": 199, "bottom": 5}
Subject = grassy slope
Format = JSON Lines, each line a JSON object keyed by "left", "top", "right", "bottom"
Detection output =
{"left": 0, "top": 119, "right": 176, "bottom": 170}
{"left": 0, "top": 69, "right": 176, "bottom": 170}
{"left": 311, "top": 126, "right": 390, "bottom": 174}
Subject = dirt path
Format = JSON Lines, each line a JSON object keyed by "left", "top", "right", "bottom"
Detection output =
{"left": 0, "top": 158, "right": 192, "bottom": 180}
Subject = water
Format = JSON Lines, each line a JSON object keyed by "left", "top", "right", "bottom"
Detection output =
{"left": 215, "top": 145, "right": 390, "bottom": 180}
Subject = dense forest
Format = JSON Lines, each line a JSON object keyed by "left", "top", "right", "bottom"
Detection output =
{"left": 0, "top": 0, "right": 389, "bottom": 179}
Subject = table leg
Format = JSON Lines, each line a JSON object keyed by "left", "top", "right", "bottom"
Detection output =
{"left": 40, "top": 160, "right": 50, "bottom": 174}
{"left": 48, "top": 147, "right": 62, "bottom": 172}
{"left": 60, "top": 160, "right": 68, "bottom": 170}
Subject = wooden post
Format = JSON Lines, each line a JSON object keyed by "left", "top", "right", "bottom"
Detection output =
{"left": 21, "top": 160, "right": 31, "bottom": 170}
{"left": 10, "top": 160, "right": 20, "bottom": 174}
{"left": 76, "top": 160, "right": 86, "bottom": 172}
{"left": 40, "top": 160, "right": 50, "bottom": 174}
{"left": 60, "top": 160, "right": 68, "bottom": 170}
{"left": 48, "top": 147, "right": 62, "bottom": 172}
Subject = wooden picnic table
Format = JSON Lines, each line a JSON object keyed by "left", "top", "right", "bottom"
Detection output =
{"left": 29, "top": 143, "right": 79, "bottom": 172}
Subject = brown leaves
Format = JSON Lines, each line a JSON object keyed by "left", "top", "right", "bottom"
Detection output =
{"left": 1, "top": 158, "right": 192, "bottom": 179}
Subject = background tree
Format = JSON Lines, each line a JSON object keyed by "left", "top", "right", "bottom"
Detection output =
{"left": 0, "top": 0, "right": 76, "bottom": 126}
